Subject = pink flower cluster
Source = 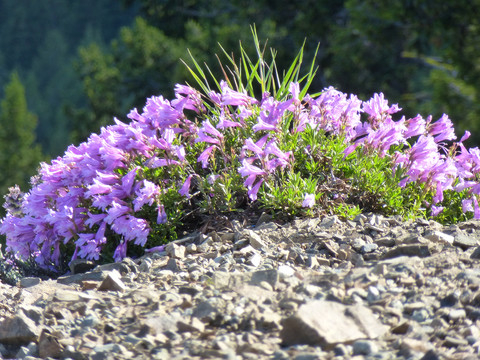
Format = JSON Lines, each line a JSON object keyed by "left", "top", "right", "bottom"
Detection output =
{"left": 1, "top": 80, "right": 479, "bottom": 270}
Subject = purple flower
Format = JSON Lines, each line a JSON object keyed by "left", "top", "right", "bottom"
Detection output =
{"left": 463, "top": 198, "right": 474, "bottom": 213}
{"left": 207, "top": 174, "right": 221, "bottom": 184}
{"left": 217, "top": 111, "right": 243, "bottom": 129}
{"left": 460, "top": 131, "right": 471, "bottom": 143}
{"left": 111, "top": 215, "right": 149, "bottom": 245}
{"left": 141, "top": 95, "right": 182, "bottom": 128}
{"left": 266, "top": 158, "right": 289, "bottom": 171}
{"left": 179, "top": 174, "right": 194, "bottom": 198}
{"left": 220, "top": 80, "right": 257, "bottom": 106}
{"left": 85, "top": 213, "right": 107, "bottom": 227}
{"left": 120, "top": 167, "right": 138, "bottom": 197}
{"left": 427, "top": 114, "right": 457, "bottom": 143}
{"left": 208, "top": 91, "right": 222, "bottom": 105}
{"left": 431, "top": 205, "right": 444, "bottom": 217}
{"left": 105, "top": 202, "right": 131, "bottom": 224}
{"left": 195, "top": 119, "right": 224, "bottom": 145}
{"left": 302, "top": 193, "right": 315, "bottom": 208}
{"left": 197, "top": 145, "right": 215, "bottom": 168}
{"left": 113, "top": 241, "right": 127, "bottom": 262}
{"left": 404, "top": 115, "right": 426, "bottom": 139}
{"left": 264, "top": 140, "right": 291, "bottom": 162}
{"left": 432, "top": 183, "right": 444, "bottom": 204}
{"left": 76, "top": 233, "right": 102, "bottom": 261}
{"left": 289, "top": 82, "right": 301, "bottom": 105}
{"left": 85, "top": 178, "right": 112, "bottom": 197}
{"left": 362, "top": 93, "right": 401, "bottom": 121}
{"left": 252, "top": 117, "right": 277, "bottom": 132}
{"left": 133, "top": 180, "right": 159, "bottom": 212}
{"left": 174, "top": 145, "right": 186, "bottom": 162}
{"left": 157, "top": 204, "right": 168, "bottom": 224}
{"left": 343, "top": 142, "right": 361, "bottom": 157}
{"left": 147, "top": 157, "right": 180, "bottom": 168}
{"left": 145, "top": 245, "right": 165, "bottom": 253}
{"left": 202, "top": 119, "right": 223, "bottom": 137}
{"left": 238, "top": 159, "right": 266, "bottom": 178}
{"left": 410, "top": 135, "right": 439, "bottom": 162}
{"left": 243, "top": 174, "right": 257, "bottom": 187}
{"left": 174, "top": 84, "right": 197, "bottom": 96}
{"left": 243, "top": 138, "right": 264, "bottom": 156}
{"left": 247, "top": 179, "right": 264, "bottom": 201}
{"left": 474, "top": 197, "right": 480, "bottom": 219}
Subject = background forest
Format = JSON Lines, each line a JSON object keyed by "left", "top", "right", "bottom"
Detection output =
{"left": 1, "top": 0, "right": 480, "bottom": 213}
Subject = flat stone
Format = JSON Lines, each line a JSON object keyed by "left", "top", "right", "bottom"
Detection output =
{"left": 454, "top": 233, "right": 478, "bottom": 249}
{"left": 250, "top": 269, "right": 279, "bottom": 289}
{"left": 382, "top": 245, "right": 431, "bottom": 259}
{"left": 52, "top": 289, "right": 85, "bottom": 302}
{"left": 443, "top": 336, "right": 469, "bottom": 347}
{"left": 0, "top": 312, "right": 39, "bottom": 344}
{"left": 280, "top": 300, "right": 388, "bottom": 348}
{"left": 143, "top": 314, "right": 180, "bottom": 334}
{"left": 165, "top": 258, "right": 181, "bottom": 272}
{"left": 95, "top": 261, "right": 135, "bottom": 275}
{"left": 423, "top": 230, "right": 454, "bottom": 244}
{"left": 56, "top": 270, "right": 107, "bottom": 285}
{"left": 17, "top": 277, "right": 41, "bottom": 288}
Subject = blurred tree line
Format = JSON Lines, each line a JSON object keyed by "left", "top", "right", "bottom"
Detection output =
{"left": 1, "top": 0, "right": 480, "bottom": 203}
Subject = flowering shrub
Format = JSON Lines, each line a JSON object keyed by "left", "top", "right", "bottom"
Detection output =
{"left": 1, "top": 37, "right": 480, "bottom": 272}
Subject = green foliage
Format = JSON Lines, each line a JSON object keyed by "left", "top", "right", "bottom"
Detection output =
{"left": 0, "top": 72, "right": 43, "bottom": 202}
{"left": 183, "top": 38, "right": 453, "bottom": 225}
{"left": 0, "top": 0, "right": 138, "bottom": 156}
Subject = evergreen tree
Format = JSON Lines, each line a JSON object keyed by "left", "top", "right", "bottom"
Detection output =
{"left": 0, "top": 72, "right": 43, "bottom": 201}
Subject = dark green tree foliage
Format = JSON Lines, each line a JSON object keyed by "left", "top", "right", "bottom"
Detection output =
{"left": 0, "top": 72, "right": 43, "bottom": 200}
{"left": 23, "top": 30, "right": 86, "bottom": 155}
{"left": 0, "top": 0, "right": 138, "bottom": 156}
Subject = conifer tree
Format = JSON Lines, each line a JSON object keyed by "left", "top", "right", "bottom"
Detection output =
{"left": 0, "top": 71, "right": 43, "bottom": 201}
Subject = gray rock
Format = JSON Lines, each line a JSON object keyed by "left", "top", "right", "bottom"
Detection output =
{"left": 360, "top": 243, "right": 378, "bottom": 254}
{"left": 454, "top": 233, "right": 478, "bottom": 249}
{"left": 177, "top": 317, "right": 205, "bottom": 333}
{"left": 0, "top": 312, "right": 39, "bottom": 344}
{"left": 352, "top": 339, "right": 378, "bottom": 355}
{"left": 165, "top": 243, "right": 186, "bottom": 259}
{"left": 247, "top": 229, "right": 267, "bottom": 250}
{"left": 382, "top": 245, "right": 431, "bottom": 258}
{"left": 69, "top": 258, "right": 97, "bottom": 274}
{"left": 56, "top": 270, "right": 107, "bottom": 285}
{"left": 18, "top": 277, "right": 41, "bottom": 288}
{"left": 423, "top": 230, "right": 454, "bottom": 244}
{"left": 280, "top": 300, "right": 388, "bottom": 348}
{"left": 3, "top": 212, "right": 480, "bottom": 359}
{"left": 97, "top": 270, "right": 126, "bottom": 292}
{"left": 250, "top": 269, "right": 279, "bottom": 289}
{"left": 38, "top": 329, "right": 63, "bottom": 358}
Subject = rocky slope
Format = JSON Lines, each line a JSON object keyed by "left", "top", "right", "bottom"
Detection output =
{"left": 1, "top": 213, "right": 480, "bottom": 359}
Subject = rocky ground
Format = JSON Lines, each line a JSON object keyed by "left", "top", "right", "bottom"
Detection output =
{"left": 2, "top": 213, "right": 480, "bottom": 359}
